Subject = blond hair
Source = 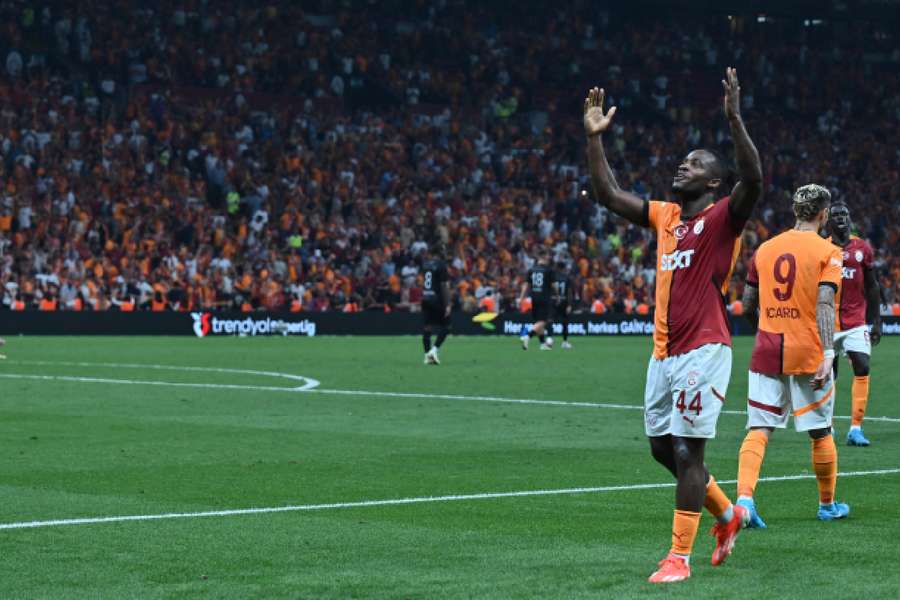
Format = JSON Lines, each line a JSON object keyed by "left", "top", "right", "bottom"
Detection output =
{"left": 792, "top": 184, "right": 831, "bottom": 222}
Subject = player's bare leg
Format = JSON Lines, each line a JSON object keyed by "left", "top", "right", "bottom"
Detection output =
{"left": 650, "top": 435, "right": 739, "bottom": 528}
{"left": 648, "top": 436, "right": 746, "bottom": 581}
{"left": 846, "top": 351, "right": 871, "bottom": 446}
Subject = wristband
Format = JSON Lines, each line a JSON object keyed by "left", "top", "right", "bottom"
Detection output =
{"left": 823, "top": 349, "right": 835, "bottom": 360}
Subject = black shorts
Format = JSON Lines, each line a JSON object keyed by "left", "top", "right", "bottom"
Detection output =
{"left": 554, "top": 302, "right": 569, "bottom": 318}
{"left": 423, "top": 302, "right": 450, "bottom": 327}
{"left": 531, "top": 299, "right": 552, "bottom": 322}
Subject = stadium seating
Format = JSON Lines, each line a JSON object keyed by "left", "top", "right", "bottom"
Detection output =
{"left": 0, "top": 1, "right": 897, "bottom": 312}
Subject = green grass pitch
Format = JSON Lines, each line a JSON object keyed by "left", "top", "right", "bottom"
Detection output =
{"left": 0, "top": 335, "right": 898, "bottom": 599}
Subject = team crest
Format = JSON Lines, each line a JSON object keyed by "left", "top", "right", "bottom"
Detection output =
{"left": 855, "top": 250, "right": 863, "bottom": 262}
{"left": 687, "top": 370, "right": 700, "bottom": 387}
{"left": 693, "top": 219, "right": 705, "bottom": 236}
{"left": 674, "top": 224, "right": 688, "bottom": 240}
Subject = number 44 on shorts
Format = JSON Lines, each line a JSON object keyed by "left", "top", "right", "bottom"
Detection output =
{"left": 676, "top": 390, "right": 703, "bottom": 415}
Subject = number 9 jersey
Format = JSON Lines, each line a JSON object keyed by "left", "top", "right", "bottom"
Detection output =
{"left": 746, "top": 230, "right": 843, "bottom": 375}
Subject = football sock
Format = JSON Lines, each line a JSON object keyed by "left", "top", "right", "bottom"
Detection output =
{"left": 670, "top": 510, "right": 701, "bottom": 557}
{"left": 737, "top": 429, "right": 768, "bottom": 498}
{"left": 528, "top": 329, "right": 536, "bottom": 338}
{"left": 850, "top": 375, "right": 869, "bottom": 427}
{"left": 538, "top": 333, "right": 546, "bottom": 344}
{"left": 704, "top": 476, "right": 733, "bottom": 524}
{"left": 812, "top": 434, "right": 837, "bottom": 505}
{"left": 435, "top": 327, "right": 448, "bottom": 348}
{"left": 562, "top": 319, "right": 568, "bottom": 341}
{"left": 422, "top": 332, "right": 432, "bottom": 352}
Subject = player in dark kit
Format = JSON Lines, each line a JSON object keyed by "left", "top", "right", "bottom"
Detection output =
{"left": 551, "top": 262, "right": 574, "bottom": 349}
{"left": 827, "top": 202, "right": 882, "bottom": 446}
{"left": 585, "top": 68, "right": 762, "bottom": 582}
{"left": 420, "top": 246, "right": 452, "bottom": 365}
{"left": 519, "top": 250, "right": 554, "bottom": 350}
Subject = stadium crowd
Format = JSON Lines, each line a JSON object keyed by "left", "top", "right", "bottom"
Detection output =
{"left": 1, "top": 0, "right": 899, "bottom": 314}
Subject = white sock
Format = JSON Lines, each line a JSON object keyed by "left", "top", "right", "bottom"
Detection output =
{"left": 737, "top": 494, "right": 752, "bottom": 502}
{"left": 672, "top": 552, "right": 690, "bottom": 565}
{"left": 849, "top": 425, "right": 861, "bottom": 432}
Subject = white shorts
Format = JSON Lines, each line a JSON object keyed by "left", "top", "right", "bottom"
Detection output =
{"left": 834, "top": 325, "right": 871, "bottom": 357}
{"left": 746, "top": 371, "right": 835, "bottom": 432}
{"left": 644, "top": 343, "right": 731, "bottom": 439}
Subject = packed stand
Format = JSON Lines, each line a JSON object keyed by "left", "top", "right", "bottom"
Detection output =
{"left": 0, "top": 0, "right": 898, "bottom": 315}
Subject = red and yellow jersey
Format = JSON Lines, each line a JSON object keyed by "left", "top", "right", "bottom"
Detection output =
{"left": 747, "top": 230, "right": 843, "bottom": 375}
{"left": 648, "top": 197, "right": 743, "bottom": 359}
{"left": 828, "top": 235, "right": 874, "bottom": 331}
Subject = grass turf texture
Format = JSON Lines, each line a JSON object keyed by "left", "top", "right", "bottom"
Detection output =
{"left": 0, "top": 335, "right": 898, "bottom": 599}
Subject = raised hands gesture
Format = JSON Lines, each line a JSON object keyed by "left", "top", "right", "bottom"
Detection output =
{"left": 583, "top": 87, "right": 617, "bottom": 137}
{"left": 722, "top": 67, "right": 741, "bottom": 120}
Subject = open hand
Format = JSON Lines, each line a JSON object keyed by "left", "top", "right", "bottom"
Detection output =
{"left": 722, "top": 67, "right": 741, "bottom": 120}
{"left": 584, "top": 87, "right": 617, "bottom": 137}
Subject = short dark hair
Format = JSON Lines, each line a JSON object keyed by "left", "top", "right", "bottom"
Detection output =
{"left": 697, "top": 148, "right": 732, "bottom": 193}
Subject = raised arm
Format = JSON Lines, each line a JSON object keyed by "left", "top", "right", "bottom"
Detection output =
{"left": 584, "top": 88, "right": 648, "bottom": 226}
{"left": 742, "top": 283, "right": 759, "bottom": 331}
{"left": 722, "top": 68, "right": 763, "bottom": 223}
{"left": 812, "top": 283, "right": 837, "bottom": 390}
{"left": 864, "top": 267, "right": 882, "bottom": 346}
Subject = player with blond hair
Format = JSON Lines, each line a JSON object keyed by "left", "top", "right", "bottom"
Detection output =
{"left": 736, "top": 184, "right": 850, "bottom": 527}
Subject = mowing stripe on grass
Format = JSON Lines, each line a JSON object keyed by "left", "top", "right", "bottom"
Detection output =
{"left": 1, "top": 468, "right": 898, "bottom": 531}
{"left": 308, "top": 387, "right": 900, "bottom": 423}
{"left": 3, "top": 360, "right": 900, "bottom": 424}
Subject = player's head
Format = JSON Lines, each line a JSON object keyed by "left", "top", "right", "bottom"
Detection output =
{"left": 556, "top": 260, "right": 567, "bottom": 272}
{"left": 429, "top": 242, "right": 447, "bottom": 260}
{"left": 536, "top": 247, "right": 550, "bottom": 264}
{"left": 672, "top": 149, "right": 728, "bottom": 199}
{"left": 828, "top": 201, "right": 851, "bottom": 236}
{"left": 792, "top": 184, "right": 831, "bottom": 228}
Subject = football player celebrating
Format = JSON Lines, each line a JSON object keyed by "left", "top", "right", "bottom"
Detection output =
{"left": 584, "top": 67, "right": 761, "bottom": 582}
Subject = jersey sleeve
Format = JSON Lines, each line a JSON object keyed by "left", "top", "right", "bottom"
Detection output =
{"left": 646, "top": 200, "right": 665, "bottom": 230}
{"left": 820, "top": 247, "right": 843, "bottom": 289}
{"left": 746, "top": 252, "right": 759, "bottom": 286}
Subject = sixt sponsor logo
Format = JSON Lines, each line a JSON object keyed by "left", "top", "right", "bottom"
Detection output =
{"left": 660, "top": 249, "right": 695, "bottom": 272}
{"left": 190, "top": 312, "right": 316, "bottom": 337}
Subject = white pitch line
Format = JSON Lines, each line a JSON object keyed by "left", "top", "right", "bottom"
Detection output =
{"left": 9, "top": 360, "right": 320, "bottom": 390}
{"left": 0, "top": 373, "right": 311, "bottom": 395}
{"left": 1, "top": 467, "right": 898, "bottom": 531}
{"left": 309, "top": 387, "right": 900, "bottom": 424}
{"left": 3, "top": 363, "right": 899, "bottom": 423}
